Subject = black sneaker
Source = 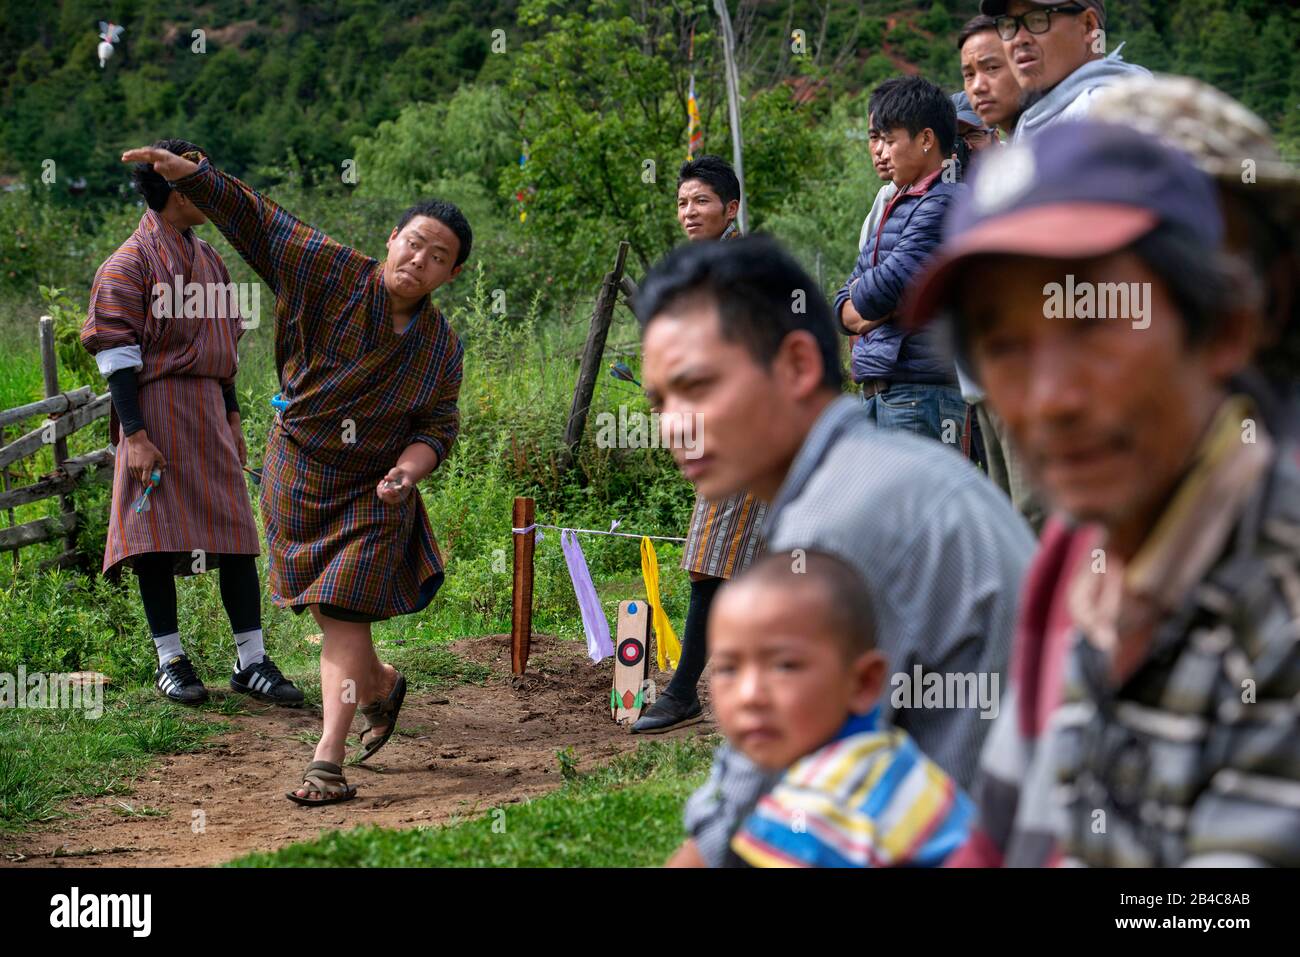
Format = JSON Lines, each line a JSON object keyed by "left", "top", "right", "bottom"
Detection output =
{"left": 630, "top": 691, "right": 704, "bottom": 734}
{"left": 231, "top": 656, "right": 304, "bottom": 706}
{"left": 155, "top": 654, "right": 208, "bottom": 705}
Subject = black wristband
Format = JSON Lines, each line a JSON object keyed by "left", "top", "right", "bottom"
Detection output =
{"left": 106, "top": 368, "right": 146, "bottom": 436}
{"left": 222, "top": 382, "right": 240, "bottom": 417}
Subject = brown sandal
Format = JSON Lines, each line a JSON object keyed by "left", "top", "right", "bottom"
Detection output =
{"left": 285, "top": 760, "right": 358, "bottom": 806}
{"left": 356, "top": 671, "right": 406, "bottom": 763}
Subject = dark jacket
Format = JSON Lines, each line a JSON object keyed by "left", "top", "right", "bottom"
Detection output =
{"left": 835, "top": 171, "right": 960, "bottom": 383}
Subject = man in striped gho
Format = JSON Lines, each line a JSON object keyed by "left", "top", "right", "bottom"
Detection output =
{"left": 120, "top": 144, "right": 469, "bottom": 806}
{"left": 82, "top": 138, "right": 303, "bottom": 710}
{"left": 633, "top": 155, "right": 768, "bottom": 735}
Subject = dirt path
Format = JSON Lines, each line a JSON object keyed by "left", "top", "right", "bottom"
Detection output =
{"left": 0, "top": 634, "right": 714, "bottom": 867}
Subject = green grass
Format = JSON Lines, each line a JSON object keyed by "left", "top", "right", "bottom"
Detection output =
{"left": 229, "top": 735, "right": 717, "bottom": 867}
{"left": 0, "top": 689, "right": 227, "bottom": 832}
{"left": 381, "top": 642, "right": 492, "bottom": 690}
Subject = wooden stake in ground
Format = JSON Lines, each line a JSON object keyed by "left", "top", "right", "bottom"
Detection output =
{"left": 511, "top": 496, "right": 536, "bottom": 675}
{"left": 559, "top": 241, "right": 630, "bottom": 476}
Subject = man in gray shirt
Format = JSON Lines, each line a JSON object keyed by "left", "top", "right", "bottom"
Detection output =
{"left": 636, "top": 236, "right": 1034, "bottom": 866}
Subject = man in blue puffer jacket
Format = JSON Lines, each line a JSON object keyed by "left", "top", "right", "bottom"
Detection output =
{"left": 835, "top": 76, "right": 964, "bottom": 445}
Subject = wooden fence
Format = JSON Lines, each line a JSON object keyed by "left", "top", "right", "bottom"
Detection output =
{"left": 0, "top": 316, "right": 112, "bottom": 569}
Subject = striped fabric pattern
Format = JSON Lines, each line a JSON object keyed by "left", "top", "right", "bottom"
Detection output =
{"left": 80, "top": 209, "right": 260, "bottom": 574}
{"left": 731, "top": 714, "right": 974, "bottom": 868}
{"left": 681, "top": 491, "right": 768, "bottom": 579}
{"left": 242, "top": 670, "right": 276, "bottom": 696}
{"left": 171, "top": 160, "right": 463, "bottom": 618}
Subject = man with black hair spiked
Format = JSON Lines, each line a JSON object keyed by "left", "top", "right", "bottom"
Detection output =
{"left": 81, "top": 139, "right": 304, "bottom": 711}
{"left": 632, "top": 154, "right": 769, "bottom": 735}
{"left": 119, "top": 143, "right": 470, "bottom": 806}
{"left": 835, "top": 77, "right": 964, "bottom": 445}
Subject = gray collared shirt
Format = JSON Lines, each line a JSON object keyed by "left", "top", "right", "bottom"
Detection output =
{"left": 683, "top": 395, "right": 1035, "bottom": 865}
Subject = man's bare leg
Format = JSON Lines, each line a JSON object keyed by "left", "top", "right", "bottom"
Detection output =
{"left": 291, "top": 605, "right": 398, "bottom": 800}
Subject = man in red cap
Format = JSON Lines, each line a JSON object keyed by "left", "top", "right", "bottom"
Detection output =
{"left": 905, "top": 120, "right": 1300, "bottom": 866}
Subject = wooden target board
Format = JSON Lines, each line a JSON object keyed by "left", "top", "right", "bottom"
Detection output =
{"left": 611, "top": 599, "right": 652, "bottom": 724}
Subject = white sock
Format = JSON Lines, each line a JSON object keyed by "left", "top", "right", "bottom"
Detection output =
{"left": 234, "top": 629, "right": 265, "bottom": 671}
{"left": 154, "top": 631, "right": 184, "bottom": 666}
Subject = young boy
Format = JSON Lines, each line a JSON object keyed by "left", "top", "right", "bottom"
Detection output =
{"left": 701, "top": 550, "right": 972, "bottom": 867}
{"left": 836, "top": 76, "right": 963, "bottom": 443}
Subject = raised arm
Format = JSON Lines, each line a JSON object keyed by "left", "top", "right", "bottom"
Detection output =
{"left": 120, "top": 147, "right": 363, "bottom": 299}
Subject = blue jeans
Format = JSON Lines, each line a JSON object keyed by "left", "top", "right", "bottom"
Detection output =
{"left": 863, "top": 382, "right": 967, "bottom": 450}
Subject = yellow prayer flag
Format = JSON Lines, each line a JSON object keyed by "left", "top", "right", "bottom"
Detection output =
{"left": 640, "top": 536, "right": 681, "bottom": 671}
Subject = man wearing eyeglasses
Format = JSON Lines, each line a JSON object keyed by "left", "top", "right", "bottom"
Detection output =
{"left": 959, "top": 15, "right": 1022, "bottom": 138}
{"left": 980, "top": 1, "right": 1148, "bottom": 142}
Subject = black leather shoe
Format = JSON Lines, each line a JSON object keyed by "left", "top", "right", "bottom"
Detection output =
{"left": 631, "top": 692, "right": 704, "bottom": 734}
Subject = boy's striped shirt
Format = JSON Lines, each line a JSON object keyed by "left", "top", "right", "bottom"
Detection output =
{"left": 732, "top": 714, "right": 973, "bottom": 868}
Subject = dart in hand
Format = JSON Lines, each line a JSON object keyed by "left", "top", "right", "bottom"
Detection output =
{"left": 133, "top": 469, "right": 162, "bottom": 513}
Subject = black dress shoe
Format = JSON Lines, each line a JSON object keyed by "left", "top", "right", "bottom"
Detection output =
{"left": 631, "top": 692, "right": 704, "bottom": 734}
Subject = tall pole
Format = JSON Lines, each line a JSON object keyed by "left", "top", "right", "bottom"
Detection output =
{"left": 713, "top": 0, "right": 747, "bottom": 234}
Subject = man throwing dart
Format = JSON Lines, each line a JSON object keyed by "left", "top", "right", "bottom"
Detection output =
{"left": 120, "top": 145, "right": 470, "bottom": 806}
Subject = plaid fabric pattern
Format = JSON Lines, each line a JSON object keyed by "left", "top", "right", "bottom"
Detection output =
{"left": 81, "top": 210, "right": 259, "bottom": 574}
{"left": 1056, "top": 451, "right": 1300, "bottom": 866}
{"left": 954, "top": 436, "right": 1300, "bottom": 868}
{"left": 171, "top": 160, "right": 462, "bottom": 617}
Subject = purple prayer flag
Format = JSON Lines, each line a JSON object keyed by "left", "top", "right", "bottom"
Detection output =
{"left": 561, "top": 529, "right": 614, "bottom": 663}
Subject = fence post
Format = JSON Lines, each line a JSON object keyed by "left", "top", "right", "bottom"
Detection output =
{"left": 0, "top": 425, "right": 14, "bottom": 570}
{"left": 511, "top": 495, "right": 536, "bottom": 675}
{"left": 38, "top": 315, "right": 77, "bottom": 558}
{"left": 559, "top": 241, "right": 630, "bottom": 476}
